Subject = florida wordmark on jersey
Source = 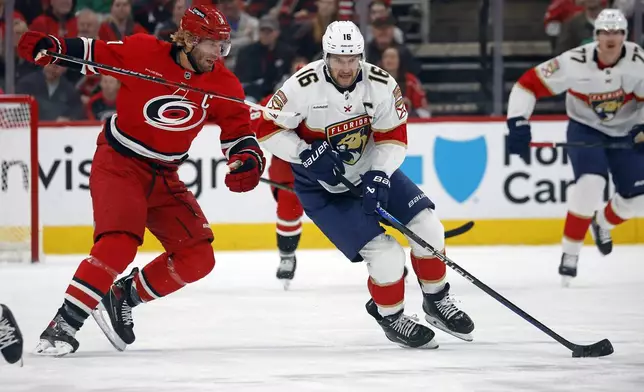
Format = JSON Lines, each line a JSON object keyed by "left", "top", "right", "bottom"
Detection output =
{"left": 256, "top": 60, "right": 408, "bottom": 192}
{"left": 508, "top": 41, "right": 644, "bottom": 137}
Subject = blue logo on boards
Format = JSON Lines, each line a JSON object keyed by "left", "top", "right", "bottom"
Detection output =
{"left": 399, "top": 156, "right": 423, "bottom": 184}
{"left": 433, "top": 136, "right": 487, "bottom": 203}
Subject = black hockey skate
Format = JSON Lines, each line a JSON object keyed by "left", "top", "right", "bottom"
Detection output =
{"left": 366, "top": 299, "right": 438, "bottom": 349}
{"left": 422, "top": 283, "right": 474, "bottom": 342}
{"left": 92, "top": 268, "right": 139, "bottom": 351}
{"left": 590, "top": 213, "right": 613, "bottom": 256}
{"left": 35, "top": 309, "right": 79, "bottom": 357}
{"left": 276, "top": 254, "right": 297, "bottom": 290}
{"left": 559, "top": 253, "right": 579, "bottom": 287}
{"left": 0, "top": 304, "right": 23, "bottom": 364}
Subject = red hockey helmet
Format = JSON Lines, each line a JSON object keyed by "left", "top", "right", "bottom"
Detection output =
{"left": 180, "top": 5, "right": 232, "bottom": 56}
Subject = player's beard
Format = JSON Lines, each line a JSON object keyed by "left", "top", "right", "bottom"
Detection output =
{"left": 333, "top": 69, "right": 358, "bottom": 87}
{"left": 192, "top": 48, "right": 217, "bottom": 73}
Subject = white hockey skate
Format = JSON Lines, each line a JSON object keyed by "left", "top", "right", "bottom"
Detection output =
{"left": 559, "top": 253, "right": 579, "bottom": 288}
{"left": 276, "top": 255, "right": 297, "bottom": 290}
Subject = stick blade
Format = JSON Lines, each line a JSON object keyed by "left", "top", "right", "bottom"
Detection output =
{"left": 571, "top": 339, "right": 614, "bottom": 358}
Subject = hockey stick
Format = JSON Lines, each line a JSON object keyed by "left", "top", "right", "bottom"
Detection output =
{"left": 258, "top": 177, "right": 475, "bottom": 239}
{"left": 335, "top": 173, "right": 614, "bottom": 358}
{"left": 530, "top": 141, "right": 633, "bottom": 149}
{"left": 37, "top": 50, "right": 299, "bottom": 118}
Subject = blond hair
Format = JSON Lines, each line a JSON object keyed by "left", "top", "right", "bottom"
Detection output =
{"left": 171, "top": 29, "right": 196, "bottom": 51}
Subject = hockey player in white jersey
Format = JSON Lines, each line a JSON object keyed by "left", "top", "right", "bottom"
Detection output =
{"left": 256, "top": 21, "right": 474, "bottom": 348}
{"left": 507, "top": 9, "right": 644, "bottom": 285}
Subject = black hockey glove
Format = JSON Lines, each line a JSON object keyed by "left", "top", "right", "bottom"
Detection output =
{"left": 361, "top": 170, "right": 390, "bottom": 215}
{"left": 507, "top": 116, "right": 532, "bottom": 164}
{"left": 299, "top": 140, "right": 345, "bottom": 186}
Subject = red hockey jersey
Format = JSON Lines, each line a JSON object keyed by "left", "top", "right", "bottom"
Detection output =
{"left": 58, "top": 33, "right": 257, "bottom": 164}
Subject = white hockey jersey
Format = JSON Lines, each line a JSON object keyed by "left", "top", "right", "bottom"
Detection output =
{"left": 507, "top": 41, "right": 644, "bottom": 137}
{"left": 256, "top": 59, "right": 408, "bottom": 193}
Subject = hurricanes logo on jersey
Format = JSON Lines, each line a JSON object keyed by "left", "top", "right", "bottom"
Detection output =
{"left": 589, "top": 88, "right": 625, "bottom": 121}
{"left": 143, "top": 95, "right": 207, "bottom": 131}
{"left": 326, "top": 114, "right": 371, "bottom": 165}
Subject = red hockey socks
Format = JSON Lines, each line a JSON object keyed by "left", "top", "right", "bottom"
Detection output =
{"left": 133, "top": 241, "right": 215, "bottom": 303}
{"left": 367, "top": 277, "right": 404, "bottom": 317}
{"left": 62, "top": 233, "right": 139, "bottom": 329}
{"left": 411, "top": 252, "right": 446, "bottom": 294}
{"left": 276, "top": 188, "right": 303, "bottom": 257}
{"left": 561, "top": 211, "right": 592, "bottom": 256}
{"left": 596, "top": 200, "right": 627, "bottom": 230}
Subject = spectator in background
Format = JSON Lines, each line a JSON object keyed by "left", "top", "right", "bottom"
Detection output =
{"left": 16, "top": 64, "right": 86, "bottom": 121}
{"left": 99, "top": 0, "right": 148, "bottom": 41}
{"left": 292, "top": 0, "right": 338, "bottom": 60}
{"left": 77, "top": 8, "right": 101, "bottom": 38}
{"left": 0, "top": 18, "right": 38, "bottom": 90}
{"left": 15, "top": 0, "right": 44, "bottom": 25}
{"left": 235, "top": 15, "right": 295, "bottom": 102}
{"left": 614, "top": 0, "right": 641, "bottom": 16}
{"left": 30, "top": 0, "right": 78, "bottom": 37}
{"left": 365, "top": 0, "right": 404, "bottom": 44}
{"left": 86, "top": 74, "right": 119, "bottom": 121}
{"left": 380, "top": 46, "right": 430, "bottom": 118}
{"left": 613, "top": 0, "right": 644, "bottom": 43}
{"left": 555, "top": 0, "right": 605, "bottom": 54}
{"left": 72, "top": 9, "right": 102, "bottom": 104}
{"left": 155, "top": 0, "right": 186, "bottom": 42}
{"left": 131, "top": 0, "right": 173, "bottom": 34}
{"left": 367, "top": 15, "right": 420, "bottom": 75}
{"left": 218, "top": 0, "right": 259, "bottom": 70}
{"left": 245, "top": 0, "right": 280, "bottom": 18}
{"left": 0, "top": 0, "right": 27, "bottom": 40}
{"left": 544, "top": 0, "right": 583, "bottom": 50}
{"left": 76, "top": 0, "right": 112, "bottom": 16}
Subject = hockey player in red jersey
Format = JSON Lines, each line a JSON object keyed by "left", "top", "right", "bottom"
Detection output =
{"left": 251, "top": 60, "right": 306, "bottom": 290}
{"left": 18, "top": 4, "right": 266, "bottom": 356}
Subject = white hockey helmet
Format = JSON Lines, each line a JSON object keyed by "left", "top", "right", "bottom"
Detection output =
{"left": 322, "top": 21, "right": 365, "bottom": 63}
{"left": 594, "top": 9, "right": 628, "bottom": 36}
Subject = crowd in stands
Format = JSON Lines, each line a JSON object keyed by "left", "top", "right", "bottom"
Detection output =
{"left": 0, "top": 0, "right": 431, "bottom": 122}
{"left": 545, "top": 0, "right": 644, "bottom": 54}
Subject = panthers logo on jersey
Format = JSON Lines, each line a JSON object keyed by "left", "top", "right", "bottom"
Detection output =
{"left": 590, "top": 88, "right": 625, "bottom": 121}
{"left": 326, "top": 115, "right": 371, "bottom": 165}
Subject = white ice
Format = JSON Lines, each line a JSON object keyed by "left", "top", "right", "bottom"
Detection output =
{"left": 0, "top": 245, "right": 643, "bottom": 392}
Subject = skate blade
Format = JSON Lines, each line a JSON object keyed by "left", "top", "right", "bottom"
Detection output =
{"left": 279, "top": 278, "right": 292, "bottom": 291}
{"left": 561, "top": 275, "right": 573, "bottom": 288}
{"left": 91, "top": 303, "right": 127, "bottom": 352}
{"left": 395, "top": 337, "right": 439, "bottom": 350}
{"left": 424, "top": 315, "right": 473, "bottom": 342}
{"left": 33, "top": 339, "right": 74, "bottom": 357}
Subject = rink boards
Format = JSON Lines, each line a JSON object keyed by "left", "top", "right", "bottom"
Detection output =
{"left": 2, "top": 118, "right": 642, "bottom": 253}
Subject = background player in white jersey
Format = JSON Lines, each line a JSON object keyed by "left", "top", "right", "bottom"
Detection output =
{"left": 507, "top": 9, "right": 644, "bottom": 285}
{"left": 256, "top": 21, "right": 474, "bottom": 348}
{"left": 0, "top": 304, "right": 23, "bottom": 365}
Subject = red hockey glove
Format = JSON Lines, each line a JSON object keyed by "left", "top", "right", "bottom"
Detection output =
{"left": 18, "top": 31, "right": 64, "bottom": 66}
{"left": 225, "top": 146, "right": 266, "bottom": 193}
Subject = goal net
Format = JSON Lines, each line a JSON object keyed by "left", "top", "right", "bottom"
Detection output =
{"left": 0, "top": 95, "right": 40, "bottom": 263}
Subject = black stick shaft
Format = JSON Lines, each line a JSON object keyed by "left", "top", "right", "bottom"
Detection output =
{"left": 530, "top": 141, "right": 632, "bottom": 149}
{"left": 41, "top": 50, "right": 295, "bottom": 117}
{"left": 336, "top": 173, "right": 579, "bottom": 352}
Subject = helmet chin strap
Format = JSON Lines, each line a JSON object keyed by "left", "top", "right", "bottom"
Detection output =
{"left": 184, "top": 46, "right": 205, "bottom": 74}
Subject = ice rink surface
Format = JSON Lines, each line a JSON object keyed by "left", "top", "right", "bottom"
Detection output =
{"left": 0, "top": 245, "right": 643, "bottom": 392}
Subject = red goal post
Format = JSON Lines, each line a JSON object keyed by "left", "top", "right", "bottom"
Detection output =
{"left": 0, "top": 95, "right": 40, "bottom": 263}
